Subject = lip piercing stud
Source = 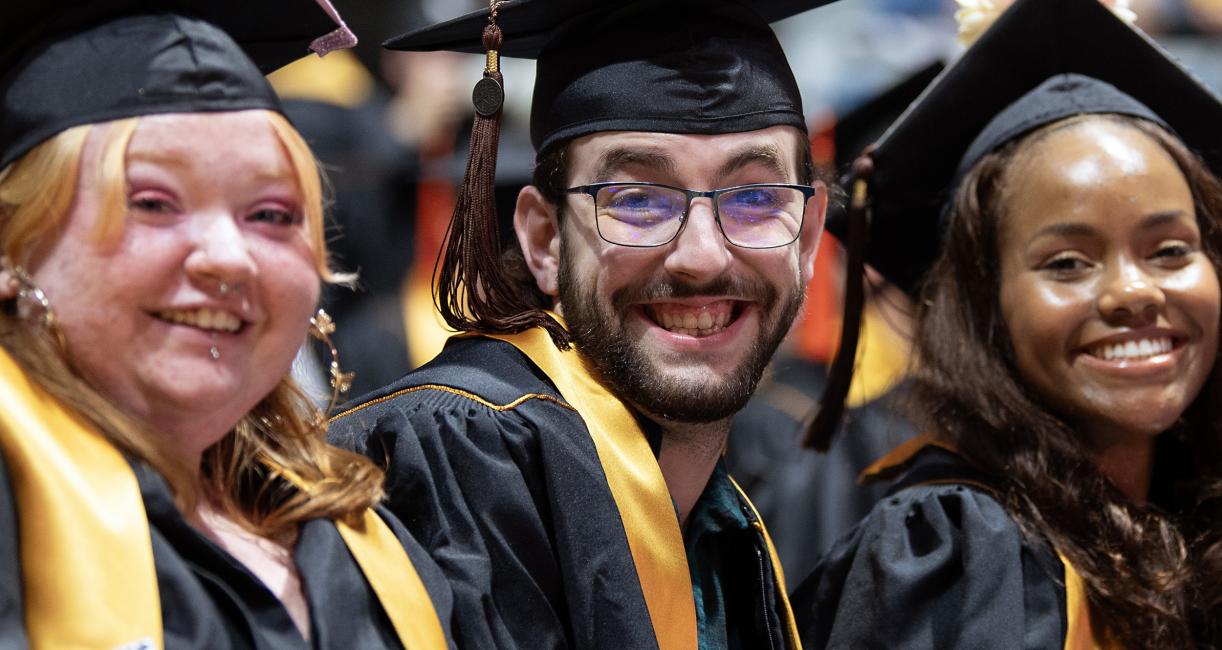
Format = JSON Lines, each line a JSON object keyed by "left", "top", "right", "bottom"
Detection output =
{"left": 210, "top": 332, "right": 220, "bottom": 360}
{"left": 218, "top": 281, "right": 230, "bottom": 296}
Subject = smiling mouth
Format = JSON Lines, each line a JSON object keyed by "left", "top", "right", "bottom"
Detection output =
{"left": 154, "top": 308, "right": 244, "bottom": 333}
{"left": 1086, "top": 336, "right": 1177, "bottom": 362}
{"left": 642, "top": 300, "right": 745, "bottom": 338}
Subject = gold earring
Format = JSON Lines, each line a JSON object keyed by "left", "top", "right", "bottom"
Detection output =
{"left": 2, "top": 258, "right": 67, "bottom": 353}
{"left": 308, "top": 309, "right": 354, "bottom": 417}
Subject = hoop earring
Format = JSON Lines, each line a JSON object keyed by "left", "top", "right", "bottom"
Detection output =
{"left": 308, "top": 309, "right": 354, "bottom": 418}
{"left": 2, "top": 258, "right": 67, "bottom": 353}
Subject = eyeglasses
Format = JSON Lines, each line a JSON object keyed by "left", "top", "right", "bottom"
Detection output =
{"left": 563, "top": 182, "right": 815, "bottom": 249}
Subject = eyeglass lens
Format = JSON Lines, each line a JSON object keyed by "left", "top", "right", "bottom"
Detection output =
{"left": 594, "top": 184, "right": 804, "bottom": 248}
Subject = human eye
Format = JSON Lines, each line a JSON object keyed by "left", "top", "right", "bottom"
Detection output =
{"left": 127, "top": 191, "right": 178, "bottom": 215}
{"left": 725, "top": 186, "right": 785, "bottom": 209}
{"left": 1151, "top": 241, "right": 1193, "bottom": 261}
{"left": 247, "top": 206, "right": 302, "bottom": 227}
{"left": 1040, "top": 252, "right": 1091, "bottom": 277}
{"left": 600, "top": 185, "right": 679, "bottom": 226}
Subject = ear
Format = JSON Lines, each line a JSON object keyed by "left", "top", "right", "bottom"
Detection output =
{"left": 0, "top": 256, "right": 19, "bottom": 301}
{"left": 515, "top": 185, "right": 561, "bottom": 297}
{"left": 798, "top": 182, "right": 829, "bottom": 285}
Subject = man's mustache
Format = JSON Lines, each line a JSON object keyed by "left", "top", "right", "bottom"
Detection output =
{"left": 609, "top": 274, "right": 777, "bottom": 313}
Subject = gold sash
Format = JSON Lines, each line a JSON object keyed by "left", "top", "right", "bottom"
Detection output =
{"left": 0, "top": 348, "right": 162, "bottom": 649}
{"left": 488, "top": 323, "right": 802, "bottom": 650}
{"left": 338, "top": 510, "right": 449, "bottom": 650}
{"left": 485, "top": 326, "right": 697, "bottom": 650}
{"left": 731, "top": 479, "right": 802, "bottom": 648}
{"left": 0, "top": 347, "right": 446, "bottom": 649}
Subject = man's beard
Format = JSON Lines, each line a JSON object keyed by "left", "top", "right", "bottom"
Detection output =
{"left": 557, "top": 237, "right": 804, "bottom": 423}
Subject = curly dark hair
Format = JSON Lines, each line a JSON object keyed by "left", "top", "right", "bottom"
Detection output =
{"left": 910, "top": 114, "right": 1222, "bottom": 648}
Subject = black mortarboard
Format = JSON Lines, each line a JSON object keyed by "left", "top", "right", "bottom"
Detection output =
{"left": 0, "top": 0, "right": 355, "bottom": 170}
{"left": 806, "top": 0, "right": 1222, "bottom": 450}
{"left": 388, "top": 0, "right": 834, "bottom": 153}
{"left": 386, "top": 0, "right": 840, "bottom": 348}
{"left": 861, "top": 0, "right": 1222, "bottom": 295}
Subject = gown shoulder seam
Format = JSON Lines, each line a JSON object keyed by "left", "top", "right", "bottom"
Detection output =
{"left": 330, "top": 383, "right": 575, "bottom": 421}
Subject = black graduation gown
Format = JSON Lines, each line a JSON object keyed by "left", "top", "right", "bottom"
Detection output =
{"left": 328, "top": 334, "right": 797, "bottom": 650}
{"left": 790, "top": 444, "right": 1076, "bottom": 649}
{"left": 725, "top": 355, "right": 916, "bottom": 581}
{"left": 0, "top": 454, "right": 456, "bottom": 649}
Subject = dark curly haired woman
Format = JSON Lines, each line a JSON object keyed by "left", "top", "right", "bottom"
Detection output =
{"left": 793, "top": 0, "right": 1222, "bottom": 647}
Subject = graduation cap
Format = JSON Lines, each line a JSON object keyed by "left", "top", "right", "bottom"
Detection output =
{"left": 0, "top": 0, "right": 355, "bottom": 170}
{"left": 804, "top": 0, "right": 1222, "bottom": 449}
{"left": 385, "top": 0, "right": 839, "bottom": 349}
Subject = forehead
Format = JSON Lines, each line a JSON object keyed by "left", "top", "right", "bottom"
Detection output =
{"left": 998, "top": 118, "right": 1194, "bottom": 235}
{"left": 125, "top": 111, "right": 290, "bottom": 174}
{"left": 565, "top": 125, "right": 805, "bottom": 181}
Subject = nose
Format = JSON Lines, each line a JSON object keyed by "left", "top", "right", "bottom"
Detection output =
{"left": 663, "top": 199, "right": 732, "bottom": 283}
{"left": 184, "top": 214, "right": 256, "bottom": 293}
{"left": 1097, "top": 258, "right": 1164, "bottom": 324}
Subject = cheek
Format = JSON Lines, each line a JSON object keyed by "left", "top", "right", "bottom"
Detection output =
{"left": 1000, "top": 275, "right": 1086, "bottom": 378}
{"left": 258, "top": 244, "right": 322, "bottom": 321}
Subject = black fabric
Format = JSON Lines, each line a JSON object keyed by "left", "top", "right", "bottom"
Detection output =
{"left": 132, "top": 463, "right": 454, "bottom": 649}
{"left": 0, "top": 453, "right": 27, "bottom": 649}
{"left": 956, "top": 74, "right": 1167, "bottom": 183}
{"left": 0, "top": 455, "right": 454, "bottom": 648}
{"left": 724, "top": 358, "right": 917, "bottom": 582}
{"left": 0, "top": 1, "right": 344, "bottom": 170}
{"left": 328, "top": 335, "right": 795, "bottom": 649}
{"left": 855, "top": 0, "right": 1222, "bottom": 294}
{"left": 790, "top": 447, "right": 1066, "bottom": 649}
{"left": 383, "top": 0, "right": 835, "bottom": 152}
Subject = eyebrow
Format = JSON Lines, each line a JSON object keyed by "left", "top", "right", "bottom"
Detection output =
{"left": 716, "top": 144, "right": 790, "bottom": 184}
{"left": 1028, "top": 211, "right": 1190, "bottom": 242}
{"left": 127, "top": 150, "right": 295, "bottom": 184}
{"left": 592, "top": 148, "right": 678, "bottom": 183}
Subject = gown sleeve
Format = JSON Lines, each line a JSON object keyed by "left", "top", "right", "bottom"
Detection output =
{"left": 0, "top": 451, "right": 28, "bottom": 648}
{"left": 790, "top": 483, "right": 1067, "bottom": 650}
{"left": 330, "top": 390, "right": 580, "bottom": 650}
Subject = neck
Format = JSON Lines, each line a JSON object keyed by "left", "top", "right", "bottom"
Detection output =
{"left": 1093, "top": 434, "right": 1156, "bottom": 504}
{"left": 653, "top": 417, "right": 731, "bottom": 529}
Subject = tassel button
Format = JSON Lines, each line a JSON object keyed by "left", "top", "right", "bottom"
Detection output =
{"left": 473, "top": 77, "right": 504, "bottom": 117}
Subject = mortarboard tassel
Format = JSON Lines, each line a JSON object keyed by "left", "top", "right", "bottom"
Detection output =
{"left": 433, "top": 2, "right": 570, "bottom": 348}
{"left": 804, "top": 152, "right": 873, "bottom": 451}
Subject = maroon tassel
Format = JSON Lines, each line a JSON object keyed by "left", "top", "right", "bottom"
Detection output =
{"left": 433, "top": 5, "right": 570, "bottom": 348}
{"left": 804, "top": 152, "right": 874, "bottom": 451}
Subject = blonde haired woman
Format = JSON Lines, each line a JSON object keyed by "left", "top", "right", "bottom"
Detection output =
{"left": 0, "top": 3, "right": 451, "bottom": 648}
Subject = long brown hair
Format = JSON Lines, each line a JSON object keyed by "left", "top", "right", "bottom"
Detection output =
{"left": 911, "top": 114, "right": 1222, "bottom": 647}
{"left": 0, "top": 113, "right": 384, "bottom": 539}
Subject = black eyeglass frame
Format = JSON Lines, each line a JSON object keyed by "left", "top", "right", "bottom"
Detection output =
{"left": 563, "top": 181, "right": 816, "bottom": 249}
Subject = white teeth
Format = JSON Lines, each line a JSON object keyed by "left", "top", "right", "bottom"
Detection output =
{"left": 1093, "top": 337, "right": 1172, "bottom": 362}
{"left": 650, "top": 302, "right": 734, "bottom": 337}
{"left": 156, "top": 308, "right": 241, "bottom": 333}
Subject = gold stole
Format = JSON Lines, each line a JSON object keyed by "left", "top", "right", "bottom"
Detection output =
{"left": 1062, "top": 554, "right": 1121, "bottom": 650}
{"left": 0, "top": 347, "right": 162, "bottom": 649}
{"left": 0, "top": 348, "right": 445, "bottom": 649}
{"left": 863, "top": 437, "right": 1118, "bottom": 649}
{"left": 338, "top": 511, "right": 449, "bottom": 650}
{"left": 486, "top": 325, "right": 802, "bottom": 650}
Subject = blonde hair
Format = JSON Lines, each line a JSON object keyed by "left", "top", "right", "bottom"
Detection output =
{"left": 0, "top": 110, "right": 381, "bottom": 536}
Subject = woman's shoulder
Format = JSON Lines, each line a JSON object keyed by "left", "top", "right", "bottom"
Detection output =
{"left": 792, "top": 444, "right": 1068, "bottom": 650}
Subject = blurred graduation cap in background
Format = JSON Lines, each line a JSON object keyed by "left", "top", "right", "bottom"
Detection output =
{"left": 382, "top": 0, "right": 843, "bottom": 349}
{"left": 0, "top": 0, "right": 354, "bottom": 170}
{"left": 807, "top": 0, "right": 1222, "bottom": 449}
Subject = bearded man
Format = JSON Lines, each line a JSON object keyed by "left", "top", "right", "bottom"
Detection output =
{"left": 330, "top": 1, "right": 834, "bottom": 648}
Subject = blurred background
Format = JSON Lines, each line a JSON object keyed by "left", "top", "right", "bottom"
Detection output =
{"left": 286, "top": 0, "right": 1222, "bottom": 580}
